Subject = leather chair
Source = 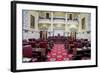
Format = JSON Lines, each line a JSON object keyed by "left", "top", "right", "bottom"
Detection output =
{"left": 29, "top": 41, "right": 36, "bottom": 48}
{"left": 23, "top": 45, "right": 32, "bottom": 58}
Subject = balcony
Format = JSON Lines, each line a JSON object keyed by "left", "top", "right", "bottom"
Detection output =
{"left": 38, "top": 17, "right": 51, "bottom": 23}
{"left": 67, "top": 19, "right": 79, "bottom": 25}
{"left": 53, "top": 17, "right": 66, "bottom": 24}
{"left": 38, "top": 16, "right": 79, "bottom": 24}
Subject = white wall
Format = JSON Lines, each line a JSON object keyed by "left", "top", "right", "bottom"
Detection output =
{"left": 78, "top": 13, "right": 90, "bottom": 32}
{"left": 23, "top": 31, "right": 40, "bottom": 40}
{"left": 0, "top": 0, "right": 100, "bottom": 73}
{"left": 23, "top": 10, "right": 40, "bottom": 39}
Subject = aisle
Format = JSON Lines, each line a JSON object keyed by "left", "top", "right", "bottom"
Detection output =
{"left": 47, "top": 44, "right": 72, "bottom": 61}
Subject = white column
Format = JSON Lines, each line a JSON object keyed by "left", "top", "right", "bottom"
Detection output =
{"left": 35, "top": 11, "right": 39, "bottom": 31}
{"left": 51, "top": 12, "right": 53, "bottom": 31}
{"left": 85, "top": 14, "right": 88, "bottom": 32}
{"left": 78, "top": 14, "right": 81, "bottom": 32}
{"left": 65, "top": 13, "right": 68, "bottom": 32}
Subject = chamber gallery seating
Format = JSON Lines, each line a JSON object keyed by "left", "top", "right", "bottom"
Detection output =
{"left": 23, "top": 45, "right": 43, "bottom": 62}
{"left": 70, "top": 39, "right": 91, "bottom": 60}
{"left": 48, "top": 36, "right": 67, "bottom": 43}
{"left": 32, "top": 48, "right": 47, "bottom": 61}
{"left": 48, "top": 40, "right": 54, "bottom": 49}
{"left": 22, "top": 35, "right": 91, "bottom": 62}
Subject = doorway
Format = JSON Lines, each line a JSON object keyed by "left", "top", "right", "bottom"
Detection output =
{"left": 40, "top": 31, "right": 47, "bottom": 40}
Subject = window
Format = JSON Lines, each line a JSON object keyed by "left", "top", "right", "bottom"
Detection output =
{"left": 46, "top": 13, "right": 50, "bottom": 19}
{"left": 69, "top": 14, "right": 72, "bottom": 20}
{"left": 81, "top": 17, "right": 85, "bottom": 29}
{"left": 30, "top": 15, "right": 35, "bottom": 28}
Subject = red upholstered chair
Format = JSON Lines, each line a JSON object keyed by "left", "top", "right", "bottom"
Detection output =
{"left": 28, "top": 41, "right": 36, "bottom": 48}
{"left": 23, "top": 42, "right": 29, "bottom": 46}
{"left": 28, "top": 38, "right": 35, "bottom": 41}
{"left": 36, "top": 38, "right": 44, "bottom": 43}
{"left": 23, "top": 45, "right": 32, "bottom": 58}
{"left": 23, "top": 39, "right": 29, "bottom": 46}
{"left": 28, "top": 39, "right": 33, "bottom": 41}
{"left": 36, "top": 39, "right": 41, "bottom": 43}
{"left": 65, "top": 41, "right": 69, "bottom": 49}
{"left": 84, "top": 41, "right": 91, "bottom": 49}
{"left": 32, "top": 38, "right": 36, "bottom": 41}
{"left": 84, "top": 39, "right": 88, "bottom": 41}
{"left": 23, "top": 39, "right": 27, "bottom": 43}
{"left": 39, "top": 42, "right": 47, "bottom": 48}
{"left": 76, "top": 43, "right": 83, "bottom": 48}
{"left": 39, "top": 42, "right": 48, "bottom": 54}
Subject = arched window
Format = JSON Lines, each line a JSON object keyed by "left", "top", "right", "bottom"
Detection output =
{"left": 81, "top": 17, "right": 85, "bottom": 29}
{"left": 30, "top": 15, "right": 35, "bottom": 28}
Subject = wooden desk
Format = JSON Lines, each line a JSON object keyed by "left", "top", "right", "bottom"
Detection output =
{"left": 32, "top": 48, "right": 46, "bottom": 56}
{"left": 69, "top": 44, "right": 77, "bottom": 55}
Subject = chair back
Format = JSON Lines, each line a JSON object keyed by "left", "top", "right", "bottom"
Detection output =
{"left": 23, "top": 45, "right": 32, "bottom": 58}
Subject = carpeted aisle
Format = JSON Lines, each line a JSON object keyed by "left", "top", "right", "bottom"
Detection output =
{"left": 47, "top": 44, "right": 72, "bottom": 62}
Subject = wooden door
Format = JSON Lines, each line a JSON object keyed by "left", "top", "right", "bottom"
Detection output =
{"left": 40, "top": 31, "right": 47, "bottom": 40}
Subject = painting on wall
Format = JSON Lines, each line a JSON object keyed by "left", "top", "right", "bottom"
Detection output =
{"left": 11, "top": 1, "right": 98, "bottom": 72}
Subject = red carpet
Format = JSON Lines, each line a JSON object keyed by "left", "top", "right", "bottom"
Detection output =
{"left": 47, "top": 44, "right": 72, "bottom": 61}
